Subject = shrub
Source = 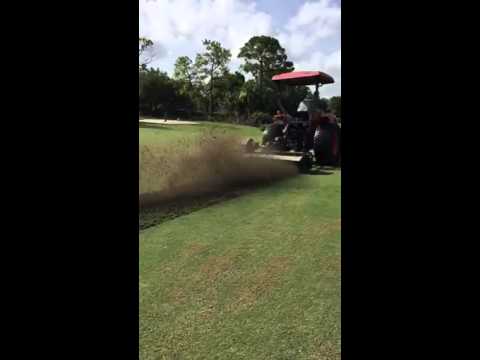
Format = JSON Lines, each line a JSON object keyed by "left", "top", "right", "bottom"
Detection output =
{"left": 248, "top": 112, "right": 272, "bottom": 126}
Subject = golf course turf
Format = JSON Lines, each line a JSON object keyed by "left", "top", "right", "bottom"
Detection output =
{"left": 139, "top": 122, "right": 341, "bottom": 359}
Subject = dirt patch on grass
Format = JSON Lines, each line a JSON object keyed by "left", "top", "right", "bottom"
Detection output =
{"left": 324, "top": 219, "right": 341, "bottom": 233}
{"left": 168, "top": 287, "right": 188, "bottom": 305}
{"left": 199, "top": 255, "right": 237, "bottom": 282}
{"left": 317, "top": 255, "right": 341, "bottom": 273}
{"left": 295, "top": 219, "right": 341, "bottom": 247}
{"left": 228, "top": 256, "right": 292, "bottom": 313}
{"left": 197, "top": 303, "right": 217, "bottom": 321}
{"left": 313, "top": 219, "right": 341, "bottom": 237}
{"left": 181, "top": 243, "right": 208, "bottom": 258}
{"left": 167, "top": 252, "right": 238, "bottom": 306}
{"left": 168, "top": 256, "right": 292, "bottom": 320}
{"left": 309, "top": 339, "right": 341, "bottom": 360}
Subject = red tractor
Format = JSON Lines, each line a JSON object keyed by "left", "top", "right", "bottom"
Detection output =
{"left": 243, "top": 70, "right": 340, "bottom": 172}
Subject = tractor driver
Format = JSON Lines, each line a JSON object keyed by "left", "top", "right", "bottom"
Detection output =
{"left": 262, "top": 110, "right": 288, "bottom": 146}
{"left": 273, "top": 110, "right": 290, "bottom": 140}
{"left": 273, "top": 110, "right": 286, "bottom": 122}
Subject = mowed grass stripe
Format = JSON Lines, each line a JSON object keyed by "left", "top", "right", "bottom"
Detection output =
{"left": 140, "top": 171, "right": 341, "bottom": 359}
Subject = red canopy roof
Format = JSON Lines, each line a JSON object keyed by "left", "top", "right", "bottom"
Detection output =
{"left": 272, "top": 71, "right": 334, "bottom": 86}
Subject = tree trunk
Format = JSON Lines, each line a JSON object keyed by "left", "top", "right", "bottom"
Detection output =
{"left": 209, "top": 64, "right": 214, "bottom": 120}
{"left": 259, "top": 60, "right": 263, "bottom": 93}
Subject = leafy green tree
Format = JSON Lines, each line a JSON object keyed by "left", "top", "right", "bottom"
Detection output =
{"left": 238, "top": 36, "right": 295, "bottom": 115}
{"left": 173, "top": 56, "right": 199, "bottom": 115}
{"left": 279, "top": 85, "right": 311, "bottom": 115}
{"left": 215, "top": 71, "right": 245, "bottom": 118}
{"left": 330, "top": 96, "right": 341, "bottom": 117}
{"left": 139, "top": 68, "right": 177, "bottom": 116}
{"left": 139, "top": 37, "right": 154, "bottom": 70}
{"left": 238, "top": 36, "right": 294, "bottom": 91}
{"left": 319, "top": 98, "right": 330, "bottom": 112}
{"left": 173, "top": 56, "right": 195, "bottom": 91}
{"left": 238, "top": 79, "right": 256, "bottom": 117}
{"left": 194, "top": 40, "right": 232, "bottom": 118}
{"left": 237, "top": 79, "right": 278, "bottom": 116}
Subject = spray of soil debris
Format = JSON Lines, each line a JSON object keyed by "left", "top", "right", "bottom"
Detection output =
{"left": 139, "top": 127, "right": 298, "bottom": 210}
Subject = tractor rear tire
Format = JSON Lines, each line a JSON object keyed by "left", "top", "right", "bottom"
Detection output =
{"left": 313, "top": 126, "right": 333, "bottom": 165}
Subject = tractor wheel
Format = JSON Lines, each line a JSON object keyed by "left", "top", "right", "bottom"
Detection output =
{"left": 335, "top": 126, "right": 341, "bottom": 167}
{"left": 313, "top": 125, "right": 333, "bottom": 165}
{"left": 297, "top": 155, "right": 312, "bottom": 173}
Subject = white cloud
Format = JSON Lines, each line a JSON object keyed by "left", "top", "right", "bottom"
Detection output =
{"left": 286, "top": 0, "right": 340, "bottom": 33}
{"left": 140, "top": 0, "right": 273, "bottom": 71}
{"left": 276, "top": 0, "right": 341, "bottom": 97}
{"left": 277, "top": 0, "right": 340, "bottom": 59}
{"left": 294, "top": 49, "right": 341, "bottom": 98}
{"left": 140, "top": 0, "right": 341, "bottom": 97}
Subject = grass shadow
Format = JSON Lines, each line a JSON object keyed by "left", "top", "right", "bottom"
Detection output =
{"left": 306, "top": 165, "right": 339, "bottom": 175}
{"left": 139, "top": 183, "right": 272, "bottom": 230}
{"left": 139, "top": 124, "right": 175, "bottom": 130}
{"left": 308, "top": 169, "right": 334, "bottom": 175}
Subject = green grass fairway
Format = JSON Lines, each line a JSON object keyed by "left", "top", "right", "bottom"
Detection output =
{"left": 140, "top": 122, "right": 261, "bottom": 147}
{"left": 139, "top": 122, "right": 341, "bottom": 359}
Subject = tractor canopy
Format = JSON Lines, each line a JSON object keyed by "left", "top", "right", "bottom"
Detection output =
{"left": 272, "top": 71, "right": 334, "bottom": 86}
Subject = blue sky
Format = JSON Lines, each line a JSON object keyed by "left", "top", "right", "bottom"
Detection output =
{"left": 256, "top": 0, "right": 303, "bottom": 25}
{"left": 140, "top": 0, "right": 341, "bottom": 97}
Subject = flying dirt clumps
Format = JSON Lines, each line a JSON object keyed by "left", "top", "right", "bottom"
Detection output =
{"left": 139, "top": 129, "right": 298, "bottom": 208}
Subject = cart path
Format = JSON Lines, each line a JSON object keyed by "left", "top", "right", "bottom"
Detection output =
{"left": 140, "top": 119, "right": 200, "bottom": 125}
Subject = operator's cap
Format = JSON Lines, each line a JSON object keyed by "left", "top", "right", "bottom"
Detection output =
{"left": 297, "top": 101, "right": 309, "bottom": 112}
{"left": 298, "top": 94, "right": 322, "bottom": 112}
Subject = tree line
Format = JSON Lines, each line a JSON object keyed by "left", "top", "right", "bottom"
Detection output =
{"left": 139, "top": 35, "right": 341, "bottom": 124}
